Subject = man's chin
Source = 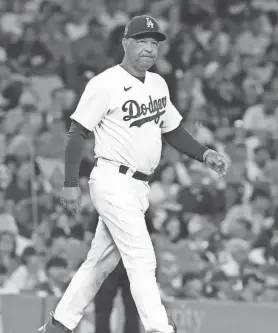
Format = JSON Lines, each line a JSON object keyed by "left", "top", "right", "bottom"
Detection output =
{"left": 138, "top": 62, "right": 154, "bottom": 71}
{"left": 136, "top": 57, "right": 154, "bottom": 69}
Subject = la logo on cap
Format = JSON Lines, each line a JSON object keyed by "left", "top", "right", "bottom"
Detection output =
{"left": 146, "top": 17, "right": 154, "bottom": 28}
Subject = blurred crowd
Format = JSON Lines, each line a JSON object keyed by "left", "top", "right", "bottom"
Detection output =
{"left": 0, "top": 0, "right": 278, "bottom": 305}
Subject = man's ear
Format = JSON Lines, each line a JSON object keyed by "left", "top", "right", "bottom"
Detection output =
{"left": 122, "top": 38, "right": 129, "bottom": 52}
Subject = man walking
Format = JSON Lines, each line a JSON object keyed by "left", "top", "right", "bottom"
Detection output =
{"left": 40, "top": 15, "right": 228, "bottom": 333}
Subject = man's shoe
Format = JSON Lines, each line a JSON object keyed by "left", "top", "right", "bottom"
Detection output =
{"left": 38, "top": 313, "right": 72, "bottom": 333}
{"left": 148, "top": 317, "right": 177, "bottom": 333}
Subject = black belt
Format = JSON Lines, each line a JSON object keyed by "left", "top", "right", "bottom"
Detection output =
{"left": 119, "top": 165, "right": 152, "bottom": 182}
{"left": 95, "top": 159, "right": 152, "bottom": 182}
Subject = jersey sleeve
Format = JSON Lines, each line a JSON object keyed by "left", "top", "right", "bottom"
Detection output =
{"left": 70, "top": 77, "right": 109, "bottom": 131}
{"left": 160, "top": 79, "right": 182, "bottom": 134}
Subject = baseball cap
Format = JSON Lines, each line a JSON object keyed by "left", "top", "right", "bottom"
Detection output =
{"left": 124, "top": 15, "right": 166, "bottom": 42}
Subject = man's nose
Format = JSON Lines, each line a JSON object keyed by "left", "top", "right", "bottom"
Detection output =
{"left": 144, "top": 41, "right": 153, "bottom": 53}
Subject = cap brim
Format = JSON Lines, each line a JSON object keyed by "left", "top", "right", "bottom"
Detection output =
{"left": 128, "top": 31, "right": 166, "bottom": 42}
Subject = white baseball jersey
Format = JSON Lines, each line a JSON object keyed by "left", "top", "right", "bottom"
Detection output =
{"left": 71, "top": 65, "right": 182, "bottom": 173}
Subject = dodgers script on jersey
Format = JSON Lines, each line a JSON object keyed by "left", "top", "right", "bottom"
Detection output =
{"left": 71, "top": 65, "right": 182, "bottom": 173}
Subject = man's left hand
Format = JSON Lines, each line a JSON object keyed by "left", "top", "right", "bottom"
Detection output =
{"left": 204, "top": 150, "right": 229, "bottom": 178}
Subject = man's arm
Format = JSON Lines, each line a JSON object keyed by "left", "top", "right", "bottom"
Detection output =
{"left": 161, "top": 90, "right": 229, "bottom": 176}
{"left": 162, "top": 123, "right": 210, "bottom": 162}
{"left": 64, "top": 120, "right": 90, "bottom": 187}
{"left": 160, "top": 82, "right": 210, "bottom": 162}
{"left": 61, "top": 75, "right": 109, "bottom": 213}
{"left": 64, "top": 75, "right": 109, "bottom": 187}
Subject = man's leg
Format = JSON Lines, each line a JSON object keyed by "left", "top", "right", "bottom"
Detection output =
{"left": 94, "top": 262, "right": 122, "bottom": 333}
{"left": 53, "top": 218, "right": 121, "bottom": 330}
{"left": 91, "top": 175, "right": 174, "bottom": 333}
{"left": 119, "top": 262, "right": 140, "bottom": 333}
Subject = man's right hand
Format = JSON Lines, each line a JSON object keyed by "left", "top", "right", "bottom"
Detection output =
{"left": 60, "top": 186, "right": 82, "bottom": 215}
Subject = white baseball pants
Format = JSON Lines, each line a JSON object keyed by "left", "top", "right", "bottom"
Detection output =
{"left": 54, "top": 160, "right": 174, "bottom": 333}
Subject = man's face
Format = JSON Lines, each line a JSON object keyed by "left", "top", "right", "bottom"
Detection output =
{"left": 52, "top": 236, "right": 68, "bottom": 254}
{"left": 49, "top": 266, "right": 67, "bottom": 284}
{"left": 26, "top": 254, "right": 41, "bottom": 271}
{"left": 123, "top": 36, "right": 159, "bottom": 71}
